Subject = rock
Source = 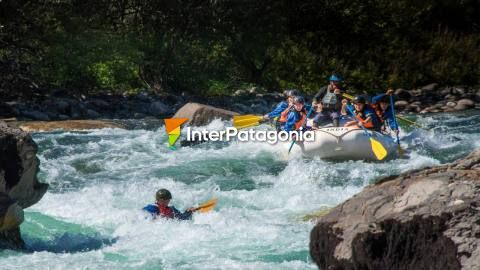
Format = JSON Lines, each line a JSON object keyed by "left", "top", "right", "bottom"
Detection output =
{"left": 85, "top": 109, "right": 101, "bottom": 119}
{"left": 21, "top": 110, "right": 50, "bottom": 121}
{"left": 394, "top": 89, "right": 411, "bottom": 101}
{"left": 445, "top": 94, "right": 457, "bottom": 100}
{"left": 421, "top": 83, "right": 438, "bottom": 92}
{"left": 148, "top": 101, "right": 171, "bottom": 117}
{"left": 475, "top": 91, "right": 480, "bottom": 103}
{"left": 18, "top": 120, "right": 124, "bottom": 132}
{"left": 0, "top": 102, "right": 16, "bottom": 118}
{"left": 310, "top": 150, "right": 480, "bottom": 270}
{"left": 394, "top": 100, "right": 409, "bottom": 110}
{"left": 233, "top": 89, "right": 248, "bottom": 96}
{"left": 457, "top": 99, "right": 475, "bottom": 108}
{"left": 452, "top": 87, "right": 465, "bottom": 96}
{"left": 446, "top": 101, "right": 457, "bottom": 108}
{"left": 173, "top": 102, "right": 239, "bottom": 126}
{"left": 407, "top": 104, "right": 421, "bottom": 113}
{"left": 0, "top": 121, "right": 49, "bottom": 249}
{"left": 87, "top": 98, "right": 110, "bottom": 109}
{"left": 231, "top": 103, "right": 250, "bottom": 114}
{"left": 440, "top": 87, "right": 452, "bottom": 96}
{"left": 409, "top": 89, "right": 423, "bottom": 97}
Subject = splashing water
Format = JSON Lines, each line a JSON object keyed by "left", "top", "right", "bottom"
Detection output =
{"left": 1, "top": 111, "right": 479, "bottom": 269}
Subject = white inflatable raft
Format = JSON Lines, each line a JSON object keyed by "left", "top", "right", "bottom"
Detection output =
{"left": 290, "top": 127, "right": 398, "bottom": 161}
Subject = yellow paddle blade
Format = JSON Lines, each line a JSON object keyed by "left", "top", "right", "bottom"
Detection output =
{"left": 233, "top": 114, "right": 263, "bottom": 121}
{"left": 196, "top": 198, "right": 218, "bottom": 213}
{"left": 342, "top": 93, "right": 354, "bottom": 100}
{"left": 369, "top": 137, "right": 388, "bottom": 160}
{"left": 233, "top": 116, "right": 263, "bottom": 129}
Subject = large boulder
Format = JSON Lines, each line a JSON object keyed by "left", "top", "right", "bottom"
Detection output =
{"left": 173, "top": 102, "right": 239, "bottom": 126}
{"left": 0, "top": 121, "right": 49, "bottom": 249}
{"left": 310, "top": 150, "right": 480, "bottom": 270}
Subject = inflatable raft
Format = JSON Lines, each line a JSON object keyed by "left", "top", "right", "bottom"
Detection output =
{"left": 290, "top": 126, "right": 398, "bottom": 161}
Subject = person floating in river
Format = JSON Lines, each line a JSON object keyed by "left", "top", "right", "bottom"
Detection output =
{"left": 371, "top": 89, "right": 399, "bottom": 136}
{"left": 143, "top": 189, "right": 196, "bottom": 220}
{"left": 263, "top": 89, "right": 299, "bottom": 131}
{"left": 342, "top": 95, "right": 380, "bottom": 130}
{"left": 282, "top": 96, "right": 308, "bottom": 132}
{"left": 311, "top": 74, "right": 344, "bottom": 128}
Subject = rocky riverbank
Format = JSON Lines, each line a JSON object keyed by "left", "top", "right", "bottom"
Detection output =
{"left": 310, "top": 150, "right": 480, "bottom": 270}
{"left": 0, "top": 85, "right": 478, "bottom": 121}
{"left": 0, "top": 121, "right": 49, "bottom": 249}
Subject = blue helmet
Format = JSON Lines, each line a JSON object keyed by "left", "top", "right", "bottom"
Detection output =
{"left": 329, "top": 74, "right": 342, "bottom": 82}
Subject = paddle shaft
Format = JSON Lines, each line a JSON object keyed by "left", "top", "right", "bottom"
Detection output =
{"left": 345, "top": 105, "right": 372, "bottom": 138}
{"left": 288, "top": 105, "right": 314, "bottom": 153}
{"left": 389, "top": 94, "right": 401, "bottom": 145}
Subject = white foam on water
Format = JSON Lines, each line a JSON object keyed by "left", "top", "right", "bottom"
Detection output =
{"left": 3, "top": 113, "right": 479, "bottom": 269}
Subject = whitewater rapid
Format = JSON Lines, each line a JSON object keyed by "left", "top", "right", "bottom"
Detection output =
{"left": 1, "top": 111, "right": 479, "bottom": 269}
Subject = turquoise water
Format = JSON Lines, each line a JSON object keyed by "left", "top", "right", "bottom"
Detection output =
{"left": 1, "top": 111, "right": 479, "bottom": 269}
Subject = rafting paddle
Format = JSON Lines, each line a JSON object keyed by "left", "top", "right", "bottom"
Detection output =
{"left": 345, "top": 105, "right": 388, "bottom": 160}
{"left": 288, "top": 105, "right": 314, "bottom": 153}
{"left": 389, "top": 94, "right": 404, "bottom": 155}
{"left": 233, "top": 115, "right": 264, "bottom": 129}
{"left": 194, "top": 198, "right": 218, "bottom": 213}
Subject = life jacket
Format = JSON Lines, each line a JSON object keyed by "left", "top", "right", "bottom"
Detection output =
{"left": 354, "top": 106, "right": 377, "bottom": 129}
{"left": 322, "top": 87, "right": 338, "bottom": 107}
{"left": 157, "top": 203, "right": 174, "bottom": 219}
{"left": 371, "top": 103, "right": 385, "bottom": 125}
{"left": 294, "top": 108, "right": 307, "bottom": 130}
{"left": 278, "top": 105, "right": 293, "bottom": 123}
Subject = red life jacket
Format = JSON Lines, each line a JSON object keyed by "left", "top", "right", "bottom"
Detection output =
{"left": 294, "top": 108, "right": 307, "bottom": 130}
{"left": 157, "top": 203, "right": 174, "bottom": 219}
{"left": 278, "top": 105, "right": 293, "bottom": 123}
{"left": 354, "top": 106, "right": 375, "bottom": 129}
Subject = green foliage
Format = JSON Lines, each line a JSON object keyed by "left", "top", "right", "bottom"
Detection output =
{"left": 1, "top": 0, "right": 479, "bottom": 97}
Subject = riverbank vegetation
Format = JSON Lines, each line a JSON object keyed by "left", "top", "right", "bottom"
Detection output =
{"left": 1, "top": 0, "right": 479, "bottom": 99}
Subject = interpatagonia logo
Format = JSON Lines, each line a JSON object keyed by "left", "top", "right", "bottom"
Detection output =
{"left": 164, "top": 118, "right": 189, "bottom": 149}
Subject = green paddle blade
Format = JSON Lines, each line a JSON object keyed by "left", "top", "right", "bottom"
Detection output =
{"left": 369, "top": 137, "right": 388, "bottom": 160}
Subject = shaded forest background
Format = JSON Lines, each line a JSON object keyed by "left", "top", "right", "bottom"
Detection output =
{"left": 1, "top": 0, "right": 479, "bottom": 99}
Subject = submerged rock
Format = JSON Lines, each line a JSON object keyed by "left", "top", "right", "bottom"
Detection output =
{"left": 310, "top": 150, "right": 480, "bottom": 270}
{"left": 0, "top": 121, "right": 49, "bottom": 249}
{"left": 173, "top": 102, "right": 239, "bottom": 126}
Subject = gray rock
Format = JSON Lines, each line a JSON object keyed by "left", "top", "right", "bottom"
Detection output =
{"left": 439, "top": 87, "right": 452, "bottom": 96}
{"left": 52, "top": 99, "right": 70, "bottom": 114}
{"left": 231, "top": 103, "right": 250, "bottom": 114}
{"left": 394, "top": 100, "right": 409, "bottom": 110}
{"left": 85, "top": 109, "right": 101, "bottom": 119}
{"left": 452, "top": 87, "right": 465, "bottom": 96}
{"left": 475, "top": 91, "right": 480, "bottom": 102}
{"left": 148, "top": 101, "right": 171, "bottom": 117}
{"left": 421, "top": 83, "right": 438, "bottom": 92}
{"left": 310, "top": 150, "right": 480, "bottom": 270}
{"left": 409, "top": 89, "right": 423, "bottom": 97}
{"left": 173, "top": 102, "right": 239, "bottom": 126}
{"left": 87, "top": 98, "right": 110, "bottom": 109}
{"left": 21, "top": 110, "right": 50, "bottom": 121}
{"left": 456, "top": 98, "right": 475, "bottom": 108}
{"left": 394, "top": 88, "right": 411, "bottom": 101}
{"left": 0, "top": 122, "right": 49, "bottom": 249}
{"left": 233, "top": 89, "right": 248, "bottom": 96}
{"left": 58, "top": 114, "right": 70, "bottom": 120}
{"left": 446, "top": 101, "right": 457, "bottom": 108}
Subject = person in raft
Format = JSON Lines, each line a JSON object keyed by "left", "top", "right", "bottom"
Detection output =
{"left": 342, "top": 95, "right": 380, "bottom": 130}
{"left": 263, "top": 89, "right": 299, "bottom": 131}
{"left": 143, "top": 189, "right": 196, "bottom": 220}
{"left": 371, "top": 89, "right": 399, "bottom": 136}
{"left": 311, "top": 74, "right": 344, "bottom": 128}
{"left": 282, "top": 96, "right": 308, "bottom": 132}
